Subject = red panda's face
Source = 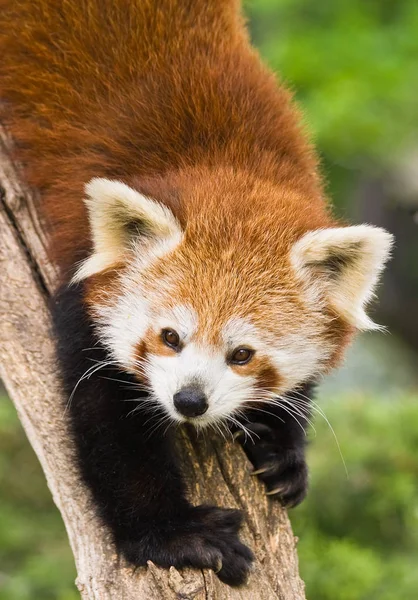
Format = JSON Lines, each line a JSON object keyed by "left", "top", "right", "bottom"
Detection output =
{"left": 87, "top": 265, "right": 330, "bottom": 427}
{"left": 79, "top": 178, "right": 393, "bottom": 428}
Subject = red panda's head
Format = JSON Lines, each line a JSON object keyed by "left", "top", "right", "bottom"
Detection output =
{"left": 75, "top": 176, "right": 393, "bottom": 427}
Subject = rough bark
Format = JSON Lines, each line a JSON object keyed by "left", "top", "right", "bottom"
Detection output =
{"left": 0, "top": 125, "right": 306, "bottom": 600}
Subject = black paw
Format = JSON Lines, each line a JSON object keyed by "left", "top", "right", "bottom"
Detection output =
{"left": 119, "top": 505, "right": 254, "bottom": 586}
{"left": 236, "top": 423, "right": 308, "bottom": 508}
{"left": 252, "top": 449, "right": 308, "bottom": 508}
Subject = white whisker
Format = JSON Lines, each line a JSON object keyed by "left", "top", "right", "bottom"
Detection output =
{"left": 286, "top": 391, "right": 348, "bottom": 478}
{"left": 65, "top": 359, "right": 116, "bottom": 413}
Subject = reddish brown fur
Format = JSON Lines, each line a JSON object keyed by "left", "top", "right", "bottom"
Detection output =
{"left": 0, "top": 0, "right": 353, "bottom": 362}
{"left": 254, "top": 361, "right": 282, "bottom": 392}
{"left": 83, "top": 264, "right": 126, "bottom": 309}
{"left": 133, "top": 340, "right": 151, "bottom": 383}
{"left": 140, "top": 329, "right": 182, "bottom": 359}
{"left": 322, "top": 310, "right": 355, "bottom": 370}
{"left": 0, "top": 0, "right": 332, "bottom": 276}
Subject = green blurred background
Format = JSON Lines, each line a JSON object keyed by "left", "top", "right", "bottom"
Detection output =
{"left": 1, "top": 1, "right": 418, "bottom": 598}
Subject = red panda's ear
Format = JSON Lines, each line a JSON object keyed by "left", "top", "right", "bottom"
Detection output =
{"left": 73, "top": 178, "right": 182, "bottom": 281}
{"left": 290, "top": 225, "right": 394, "bottom": 330}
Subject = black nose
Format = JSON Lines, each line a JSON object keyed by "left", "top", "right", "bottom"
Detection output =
{"left": 173, "top": 387, "right": 208, "bottom": 418}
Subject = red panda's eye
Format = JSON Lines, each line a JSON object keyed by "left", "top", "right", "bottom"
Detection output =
{"left": 229, "top": 347, "right": 254, "bottom": 365}
{"left": 161, "top": 329, "right": 180, "bottom": 350}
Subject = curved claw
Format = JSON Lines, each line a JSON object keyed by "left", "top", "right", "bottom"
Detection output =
{"left": 266, "top": 486, "right": 286, "bottom": 496}
{"left": 214, "top": 557, "right": 223, "bottom": 573}
{"left": 250, "top": 464, "right": 274, "bottom": 476}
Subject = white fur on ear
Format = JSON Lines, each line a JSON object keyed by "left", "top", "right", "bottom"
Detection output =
{"left": 73, "top": 178, "right": 182, "bottom": 281}
{"left": 291, "top": 225, "right": 394, "bottom": 330}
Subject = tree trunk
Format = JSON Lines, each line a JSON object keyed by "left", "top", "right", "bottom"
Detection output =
{"left": 0, "top": 125, "right": 306, "bottom": 600}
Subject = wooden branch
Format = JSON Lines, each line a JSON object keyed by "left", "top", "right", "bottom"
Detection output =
{"left": 0, "top": 125, "right": 306, "bottom": 600}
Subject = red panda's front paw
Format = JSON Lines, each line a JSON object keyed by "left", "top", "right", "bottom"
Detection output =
{"left": 254, "top": 452, "right": 308, "bottom": 508}
{"left": 187, "top": 505, "right": 254, "bottom": 586}
{"left": 119, "top": 505, "right": 254, "bottom": 587}
{"left": 236, "top": 425, "right": 308, "bottom": 508}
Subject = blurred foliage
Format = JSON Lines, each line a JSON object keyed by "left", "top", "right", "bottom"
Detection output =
{"left": 0, "top": 395, "right": 78, "bottom": 600}
{"left": 291, "top": 391, "right": 418, "bottom": 600}
{"left": 246, "top": 0, "right": 418, "bottom": 170}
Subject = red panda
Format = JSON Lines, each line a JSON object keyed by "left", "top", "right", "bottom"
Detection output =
{"left": 0, "top": 0, "right": 393, "bottom": 587}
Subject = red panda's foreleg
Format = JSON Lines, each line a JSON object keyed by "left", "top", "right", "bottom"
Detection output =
{"left": 51, "top": 282, "right": 254, "bottom": 586}
{"left": 234, "top": 383, "right": 314, "bottom": 508}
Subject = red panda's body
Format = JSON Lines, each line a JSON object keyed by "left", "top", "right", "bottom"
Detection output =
{"left": 0, "top": 0, "right": 327, "bottom": 272}
{"left": 0, "top": 0, "right": 392, "bottom": 587}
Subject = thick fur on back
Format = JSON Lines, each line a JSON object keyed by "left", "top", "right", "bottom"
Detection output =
{"left": 0, "top": 0, "right": 328, "bottom": 276}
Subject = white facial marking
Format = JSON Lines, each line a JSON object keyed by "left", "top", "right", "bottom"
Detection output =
{"left": 93, "top": 289, "right": 150, "bottom": 369}
{"left": 222, "top": 317, "right": 260, "bottom": 350}
{"left": 155, "top": 304, "right": 198, "bottom": 343}
{"left": 147, "top": 343, "right": 255, "bottom": 425}
{"left": 270, "top": 333, "right": 327, "bottom": 389}
{"left": 222, "top": 317, "right": 328, "bottom": 391}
